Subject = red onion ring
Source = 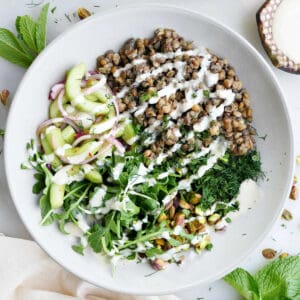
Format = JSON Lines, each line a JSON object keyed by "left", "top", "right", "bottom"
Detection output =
{"left": 36, "top": 117, "right": 80, "bottom": 137}
{"left": 107, "top": 136, "right": 125, "bottom": 154}
{"left": 72, "top": 134, "right": 92, "bottom": 147}
{"left": 82, "top": 75, "right": 106, "bottom": 96}
{"left": 49, "top": 83, "right": 65, "bottom": 100}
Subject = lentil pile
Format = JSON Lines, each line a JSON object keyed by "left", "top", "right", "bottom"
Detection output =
{"left": 97, "top": 28, "right": 255, "bottom": 157}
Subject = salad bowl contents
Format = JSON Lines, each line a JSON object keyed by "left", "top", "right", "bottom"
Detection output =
{"left": 5, "top": 5, "right": 293, "bottom": 294}
{"left": 24, "top": 28, "right": 263, "bottom": 270}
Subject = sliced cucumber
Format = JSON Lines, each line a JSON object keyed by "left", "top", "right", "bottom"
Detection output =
{"left": 64, "top": 141, "right": 100, "bottom": 164}
{"left": 89, "top": 117, "right": 116, "bottom": 135}
{"left": 45, "top": 126, "right": 65, "bottom": 151}
{"left": 50, "top": 183, "right": 65, "bottom": 209}
{"left": 49, "top": 100, "right": 62, "bottom": 118}
{"left": 62, "top": 126, "right": 76, "bottom": 144}
{"left": 41, "top": 136, "right": 62, "bottom": 169}
{"left": 85, "top": 169, "right": 102, "bottom": 183}
{"left": 122, "top": 122, "right": 136, "bottom": 143}
{"left": 65, "top": 64, "right": 109, "bottom": 115}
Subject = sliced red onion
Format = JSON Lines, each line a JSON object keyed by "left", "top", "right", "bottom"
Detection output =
{"left": 72, "top": 134, "right": 92, "bottom": 147}
{"left": 49, "top": 83, "right": 65, "bottom": 100}
{"left": 36, "top": 117, "right": 80, "bottom": 137}
{"left": 57, "top": 90, "right": 80, "bottom": 124}
{"left": 107, "top": 136, "right": 125, "bottom": 154}
{"left": 82, "top": 75, "right": 106, "bottom": 96}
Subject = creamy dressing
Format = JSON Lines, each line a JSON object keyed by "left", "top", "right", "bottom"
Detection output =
{"left": 112, "top": 162, "right": 125, "bottom": 180}
{"left": 90, "top": 186, "right": 107, "bottom": 207}
{"left": 272, "top": 0, "right": 300, "bottom": 63}
{"left": 193, "top": 90, "right": 235, "bottom": 133}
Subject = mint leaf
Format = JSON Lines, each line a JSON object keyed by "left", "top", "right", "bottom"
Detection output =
{"left": 224, "top": 268, "right": 261, "bottom": 300}
{"left": 18, "top": 15, "right": 38, "bottom": 53}
{"left": 35, "top": 3, "right": 49, "bottom": 53}
{"left": 0, "top": 28, "right": 33, "bottom": 67}
{"left": 255, "top": 256, "right": 300, "bottom": 300}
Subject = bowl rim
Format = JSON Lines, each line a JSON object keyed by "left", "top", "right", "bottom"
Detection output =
{"left": 4, "top": 2, "right": 295, "bottom": 295}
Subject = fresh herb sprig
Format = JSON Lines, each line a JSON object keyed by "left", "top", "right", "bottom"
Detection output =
{"left": 0, "top": 3, "right": 49, "bottom": 68}
{"left": 224, "top": 256, "right": 300, "bottom": 300}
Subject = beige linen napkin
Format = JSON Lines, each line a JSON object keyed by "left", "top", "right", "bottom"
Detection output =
{"left": 0, "top": 236, "right": 179, "bottom": 300}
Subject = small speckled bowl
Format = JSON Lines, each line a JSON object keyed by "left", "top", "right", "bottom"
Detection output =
{"left": 257, "top": 0, "right": 300, "bottom": 74}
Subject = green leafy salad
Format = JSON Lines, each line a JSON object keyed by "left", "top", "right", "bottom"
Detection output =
{"left": 23, "top": 35, "right": 263, "bottom": 271}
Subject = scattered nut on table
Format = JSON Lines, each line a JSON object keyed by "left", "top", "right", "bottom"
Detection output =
{"left": 0, "top": 89, "right": 9, "bottom": 106}
{"left": 281, "top": 209, "right": 293, "bottom": 221}
{"left": 262, "top": 248, "right": 277, "bottom": 259}
{"left": 77, "top": 7, "right": 91, "bottom": 20}
{"left": 289, "top": 185, "right": 298, "bottom": 200}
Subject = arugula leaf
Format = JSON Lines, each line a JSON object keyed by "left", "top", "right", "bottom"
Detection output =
{"left": 0, "top": 28, "right": 33, "bottom": 67}
{"left": 35, "top": 3, "right": 49, "bottom": 52}
{"left": 18, "top": 16, "right": 38, "bottom": 53}
{"left": 39, "top": 191, "right": 53, "bottom": 225}
{"left": 224, "top": 268, "right": 261, "bottom": 300}
{"left": 255, "top": 256, "right": 300, "bottom": 300}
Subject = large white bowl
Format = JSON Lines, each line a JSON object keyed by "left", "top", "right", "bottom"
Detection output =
{"left": 4, "top": 4, "right": 294, "bottom": 295}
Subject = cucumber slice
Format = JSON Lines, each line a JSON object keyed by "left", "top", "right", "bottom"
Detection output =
{"left": 45, "top": 126, "right": 65, "bottom": 151}
{"left": 62, "top": 126, "right": 76, "bottom": 144}
{"left": 49, "top": 99, "right": 62, "bottom": 118}
{"left": 41, "top": 136, "right": 62, "bottom": 169}
{"left": 89, "top": 117, "right": 116, "bottom": 135}
{"left": 65, "top": 64, "right": 109, "bottom": 115}
{"left": 64, "top": 141, "right": 100, "bottom": 164}
{"left": 50, "top": 183, "right": 65, "bottom": 209}
{"left": 122, "top": 122, "right": 136, "bottom": 144}
{"left": 85, "top": 169, "right": 102, "bottom": 183}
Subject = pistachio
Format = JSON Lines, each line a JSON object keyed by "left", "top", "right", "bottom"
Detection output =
{"left": 151, "top": 258, "right": 166, "bottom": 271}
{"left": 279, "top": 252, "right": 289, "bottom": 259}
{"left": 262, "top": 248, "right": 277, "bottom": 259}
{"left": 190, "top": 193, "right": 201, "bottom": 205}
{"left": 281, "top": 209, "right": 293, "bottom": 221}
{"left": 77, "top": 7, "right": 91, "bottom": 20}
{"left": 289, "top": 185, "right": 298, "bottom": 200}
{"left": 169, "top": 206, "right": 175, "bottom": 219}
{"left": 0, "top": 89, "right": 9, "bottom": 106}
{"left": 154, "top": 238, "right": 165, "bottom": 246}
{"left": 207, "top": 213, "right": 221, "bottom": 225}
{"left": 174, "top": 212, "right": 185, "bottom": 226}
{"left": 179, "top": 199, "right": 191, "bottom": 209}
{"left": 158, "top": 213, "right": 167, "bottom": 223}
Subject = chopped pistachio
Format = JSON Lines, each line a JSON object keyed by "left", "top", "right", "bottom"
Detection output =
{"left": 279, "top": 252, "right": 289, "bottom": 259}
{"left": 289, "top": 185, "right": 298, "bottom": 200}
{"left": 0, "top": 89, "right": 9, "bottom": 106}
{"left": 208, "top": 213, "right": 221, "bottom": 225}
{"left": 262, "top": 248, "right": 277, "bottom": 259}
{"left": 281, "top": 209, "right": 293, "bottom": 221}
{"left": 77, "top": 7, "right": 91, "bottom": 20}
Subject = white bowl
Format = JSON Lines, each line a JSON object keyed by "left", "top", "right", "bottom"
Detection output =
{"left": 4, "top": 4, "right": 294, "bottom": 295}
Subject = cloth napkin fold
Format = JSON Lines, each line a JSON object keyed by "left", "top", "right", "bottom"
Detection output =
{"left": 0, "top": 236, "right": 179, "bottom": 300}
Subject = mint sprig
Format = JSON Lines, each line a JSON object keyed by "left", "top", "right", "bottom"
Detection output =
{"left": 224, "top": 256, "right": 300, "bottom": 300}
{"left": 0, "top": 3, "right": 49, "bottom": 68}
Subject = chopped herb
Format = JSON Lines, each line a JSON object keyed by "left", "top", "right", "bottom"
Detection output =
{"left": 205, "top": 243, "right": 213, "bottom": 251}
{"left": 139, "top": 90, "right": 158, "bottom": 102}
{"left": 192, "top": 92, "right": 197, "bottom": 98}
{"left": 203, "top": 90, "right": 210, "bottom": 97}
{"left": 72, "top": 244, "right": 85, "bottom": 255}
{"left": 51, "top": 6, "right": 56, "bottom": 14}
{"left": 0, "top": 129, "right": 4, "bottom": 137}
{"left": 64, "top": 13, "right": 72, "bottom": 22}
{"left": 225, "top": 217, "right": 232, "bottom": 223}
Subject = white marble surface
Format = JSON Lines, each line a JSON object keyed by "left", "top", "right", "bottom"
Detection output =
{"left": 0, "top": 0, "right": 299, "bottom": 299}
